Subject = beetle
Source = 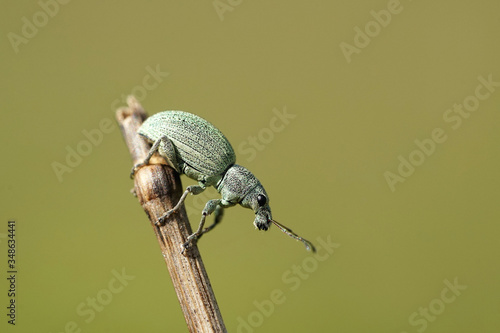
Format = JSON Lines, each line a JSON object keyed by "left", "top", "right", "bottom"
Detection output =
{"left": 131, "top": 111, "right": 315, "bottom": 253}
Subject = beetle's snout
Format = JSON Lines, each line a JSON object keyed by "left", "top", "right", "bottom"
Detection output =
{"left": 254, "top": 207, "right": 272, "bottom": 231}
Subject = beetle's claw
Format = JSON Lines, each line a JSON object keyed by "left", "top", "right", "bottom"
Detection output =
{"left": 157, "top": 209, "right": 177, "bottom": 226}
{"left": 129, "top": 165, "right": 139, "bottom": 179}
{"left": 180, "top": 242, "right": 189, "bottom": 255}
{"left": 155, "top": 214, "right": 167, "bottom": 226}
{"left": 180, "top": 234, "right": 199, "bottom": 255}
{"left": 130, "top": 162, "right": 148, "bottom": 179}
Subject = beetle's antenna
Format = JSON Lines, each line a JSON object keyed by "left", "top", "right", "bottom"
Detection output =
{"left": 271, "top": 219, "right": 316, "bottom": 253}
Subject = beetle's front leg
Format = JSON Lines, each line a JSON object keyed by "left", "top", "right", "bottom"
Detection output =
{"left": 156, "top": 185, "right": 206, "bottom": 226}
{"left": 181, "top": 199, "right": 222, "bottom": 254}
{"left": 130, "top": 136, "right": 179, "bottom": 178}
{"left": 197, "top": 205, "right": 224, "bottom": 241}
{"left": 130, "top": 137, "right": 162, "bottom": 178}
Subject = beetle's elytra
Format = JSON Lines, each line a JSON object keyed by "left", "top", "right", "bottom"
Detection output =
{"left": 132, "top": 110, "right": 315, "bottom": 254}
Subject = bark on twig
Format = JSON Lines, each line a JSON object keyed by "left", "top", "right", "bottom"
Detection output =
{"left": 115, "top": 96, "right": 226, "bottom": 333}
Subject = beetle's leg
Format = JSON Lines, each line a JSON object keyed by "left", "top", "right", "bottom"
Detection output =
{"left": 181, "top": 199, "right": 221, "bottom": 254}
{"left": 157, "top": 136, "right": 180, "bottom": 173}
{"left": 130, "top": 136, "right": 179, "bottom": 178}
{"left": 156, "top": 185, "right": 206, "bottom": 226}
{"left": 130, "top": 137, "right": 162, "bottom": 178}
{"left": 196, "top": 205, "right": 224, "bottom": 241}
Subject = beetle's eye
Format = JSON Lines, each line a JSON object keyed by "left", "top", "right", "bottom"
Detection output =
{"left": 257, "top": 194, "right": 267, "bottom": 206}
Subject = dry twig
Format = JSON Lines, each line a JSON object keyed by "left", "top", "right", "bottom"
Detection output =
{"left": 116, "top": 96, "right": 226, "bottom": 333}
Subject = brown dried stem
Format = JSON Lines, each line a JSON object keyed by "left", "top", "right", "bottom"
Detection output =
{"left": 115, "top": 96, "right": 226, "bottom": 333}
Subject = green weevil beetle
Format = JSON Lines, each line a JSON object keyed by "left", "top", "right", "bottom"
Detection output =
{"left": 131, "top": 111, "right": 316, "bottom": 254}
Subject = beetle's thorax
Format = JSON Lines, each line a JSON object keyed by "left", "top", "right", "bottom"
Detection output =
{"left": 217, "top": 164, "right": 253, "bottom": 197}
{"left": 217, "top": 165, "right": 267, "bottom": 209}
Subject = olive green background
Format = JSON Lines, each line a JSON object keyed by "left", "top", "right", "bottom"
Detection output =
{"left": 1, "top": 1, "right": 499, "bottom": 332}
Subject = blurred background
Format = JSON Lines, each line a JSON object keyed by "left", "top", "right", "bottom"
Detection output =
{"left": 1, "top": 1, "right": 499, "bottom": 332}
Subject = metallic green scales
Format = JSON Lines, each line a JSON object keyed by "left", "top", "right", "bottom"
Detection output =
{"left": 138, "top": 111, "right": 236, "bottom": 178}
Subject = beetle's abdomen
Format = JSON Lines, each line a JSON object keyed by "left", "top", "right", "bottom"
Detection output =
{"left": 138, "top": 111, "right": 236, "bottom": 177}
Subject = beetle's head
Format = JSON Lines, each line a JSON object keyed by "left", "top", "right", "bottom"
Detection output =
{"left": 240, "top": 186, "right": 272, "bottom": 231}
{"left": 240, "top": 184, "right": 316, "bottom": 252}
{"left": 219, "top": 164, "right": 316, "bottom": 252}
